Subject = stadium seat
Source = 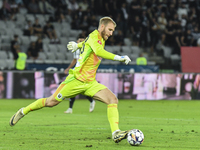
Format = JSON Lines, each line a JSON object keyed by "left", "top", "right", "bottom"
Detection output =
{"left": 0, "top": 51, "right": 8, "bottom": 59}
{"left": 56, "top": 52, "right": 66, "bottom": 60}
{"left": 43, "top": 44, "right": 49, "bottom": 52}
{"left": 69, "top": 30, "right": 81, "bottom": 38}
{"left": 0, "top": 21, "right": 6, "bottom": 28}
{"left": 19, "top": 8, "right": 28, "bottom": 14}
{"left": 105, "top": 46, "right": 114, "bottom": 53}
{"left": 26, "top": 59, "right": 34, "bottom": 63}
{"left": 5, "top": 21, "right": 16, "bottom": 29}
{"left": 25, "top": 14, "right": 35, "bottom": 22}
{"left": 5, "top": 29, "right": 14, "bottom": 37}
{"left": 121, "top": 46, "right": 131, "bottom": 54}
{"left": 20, "top": 36, "right": 31, "bottom": 45}
{"left": 124, "top": 38, "right": 132, "bottom": 46}
{"left": 1, "top": 35, "right": 11, "bottom": 43}
{"left": 6, "top": 59, "right": 15, "bottom": 69}
{"left": 20, "top": 45, "right": 29, "bottom": 53}
{"left": 30, "top": 35, "right": 38, "bottom": 42}
{"left": 131, "top": 46, "right": 140, "bottom": 54}
{"left": 45, "top": 52, "right": 56, "bottom": 64}
{"left": 35, "top": 52, "right": 47, "bottom": 63}
{"left": 59, "top": 37, "right": 68, "bottom": 44}
{"left": 13, "top": 28, "right": 23, "bottom": 36}
{"left": 57, "top": 44, "right": 67, "bottom": 53}
{"left": 0, "top": 59, "right": 7, "bottom": 70}
{"left": 112, "top": 46, "right": 121, "bottom": 53}
{"left": 48, "top": 44, "right": 58, "bottom": 53}
{"left": 65, "top": 52, "right": 73, "bottom": 60}
{"left": 7, "top": 51, "right": 14, "bottom": 59}
{"left": 0, "top": 27, "right": 6, "bottom": 35}
{"left": 130, "top": 54, "right": 139, "bottom": 61}
{"left": 68, "top": 37, "right": 77, "bottom": 42}
{"left": 42, "top": 38, "right": 50, "bottom": 44}
{"left": 60, "top": 28, "right": 70, "bottom": 37}
{"left": 1, "top": 43, "right": 11, "bottom": 51}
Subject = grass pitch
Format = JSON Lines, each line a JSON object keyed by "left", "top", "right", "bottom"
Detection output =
{"left": 0, "top": 99, "right": 200, "bottom": 150}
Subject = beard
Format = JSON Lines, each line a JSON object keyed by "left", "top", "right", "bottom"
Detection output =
{"left": 101, "top": 29, "right": 107, "bottom": 41}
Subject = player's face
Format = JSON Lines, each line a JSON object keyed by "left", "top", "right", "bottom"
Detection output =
{"left": 101, "top": 22, "right": 115, "bottom": 41}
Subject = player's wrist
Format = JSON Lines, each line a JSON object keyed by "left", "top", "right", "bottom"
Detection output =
{"left": 114, "top": 55, "right": 122, "bottom": 61}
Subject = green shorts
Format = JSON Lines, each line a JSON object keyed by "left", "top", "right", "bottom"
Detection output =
{"left": 53, "top": 74, "right": 107, "bottom": 101}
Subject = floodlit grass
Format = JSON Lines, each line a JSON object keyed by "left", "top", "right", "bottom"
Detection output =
{"left": 0, "top": 99, "right": 200, "bottom": 150}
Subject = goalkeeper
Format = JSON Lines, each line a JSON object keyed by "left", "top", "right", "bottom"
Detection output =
{"left": 9, "top": 16, "right": 131, "bottom": 143}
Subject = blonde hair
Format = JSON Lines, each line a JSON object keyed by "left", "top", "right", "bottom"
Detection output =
{"left": 98, "top": 17, "right": 117, "bottom": 28}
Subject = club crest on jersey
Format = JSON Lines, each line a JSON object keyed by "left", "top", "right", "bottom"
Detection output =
{"left": 57, "top": 93, "right": 62, "bottom": 99}
{"left": 97, "top": 40, "right": 102, "bottom": 45}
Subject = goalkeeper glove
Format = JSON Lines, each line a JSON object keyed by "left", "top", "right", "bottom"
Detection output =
{"left": 114, "top": 55, "right": 131, "bottom": 65}
{"left": 67, "top": 41, "right": 78, "bottom": 52}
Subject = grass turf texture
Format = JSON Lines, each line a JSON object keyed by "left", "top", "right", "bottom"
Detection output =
{"left": 0, "top": 99, "right": 200, "bottom": 150}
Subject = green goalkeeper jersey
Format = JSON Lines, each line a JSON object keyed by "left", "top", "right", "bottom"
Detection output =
{"left": 73, "top": 30, "right": 116, "bottom": 82}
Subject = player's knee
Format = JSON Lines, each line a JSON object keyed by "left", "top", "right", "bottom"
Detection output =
{"left": 45, "top": 97, "right": 60, "bottom": 107}
{"left": 109, "top": 96, "right": 118, "bottom": 104}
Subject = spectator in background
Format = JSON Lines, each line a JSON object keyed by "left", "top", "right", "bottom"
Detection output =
{"left": 15, "top": 49, "right": 27, "bottom": 70}
{"left": 35, "top": 38, "right": 43, "bottom": 52}
{"left": 38, "top": 0, "right": 55, "bottom": 15}
{"left": 54, "top": 8, "right": 66, "bottom": 23}
{"left": 114, "top": 30, "right": 124, "bottom": 46}
{"left": 162, "top": 19, "right": 176, "bottom": 47}
{"left": 70, "top": 14, "right": 80, "bottom": 30}
{"left": 15, "top": 0, "right": 24, "bottom": 7}
{"left": 79, "top": 15, "right": 89, "bottom": 31}
{"left": 130, "top": 0, "right": 141, "bottom": 17}
{"left": 171, "top": 13, "right": 181, "bottom": 30}
{"left": 27, "top": 42, "right": 39, "bottom": 60}
{"left": 157, "top": 12, "right": 167, "bottom": 32}
{"left": 33, "top": 18, "right": 43, "bottom": 38}
{"left": 0, "top": 0, "right": 11, "bottom": 20}
{"left": 181, "top": 29, "right": 194, "bottom": 46}
{"left": 173, "top": 27, "right": 182, "bottom": 55}
{"left": 28, "top": 0, "right": 40, "bottom": 14}
{"left": 67, "top": 0, "right": 79, "bottom": 15}
{"left": 130, "top": 15, "right": 141, "bottom": 46}
{"left": 43, "top": 21, "right": 59, "bottom": 43}
{"left": 149, "top": 17, "right": 160, "bottom": 54}
{"left": 78, "top": 0, "right": 89, "bottom": 14}
{"left": 10, "top": 0, "right": 19, "bottom": 18}
{"left": 11, "top": 34, "right": 20, "bottom": 60}
{"left": 140, "top": 10, "right": 149, "bottom": 48}
{"left": 23, "top": 20, "right": 34, "bottom": 36}
{"left": 136, "top": 53, "right": 147, "bottom": 65}
{"left": 191, "top": 26, "right": 200, "bottom": 46}
{"left": 119, "top": 2, "right": 129, "bottom": 36}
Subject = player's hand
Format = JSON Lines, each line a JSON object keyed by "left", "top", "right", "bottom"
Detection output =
{"left": 114, "top": 55, "right": 131, "bottom": 65}
{"left": 67, "top": 41, "right": 78, "bottom": 52}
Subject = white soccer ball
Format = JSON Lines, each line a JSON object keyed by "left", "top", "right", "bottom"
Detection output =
{"left": 127, "top": 129, "right": 144, "bottom": 146}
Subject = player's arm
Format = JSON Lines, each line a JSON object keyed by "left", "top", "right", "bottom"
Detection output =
{"left": 89, "top": 38, "right": 131, "bottom": 65}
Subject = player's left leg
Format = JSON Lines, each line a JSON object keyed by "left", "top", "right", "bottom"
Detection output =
{"left": 9, "top": 94, "right": 60, "bottom": 126}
